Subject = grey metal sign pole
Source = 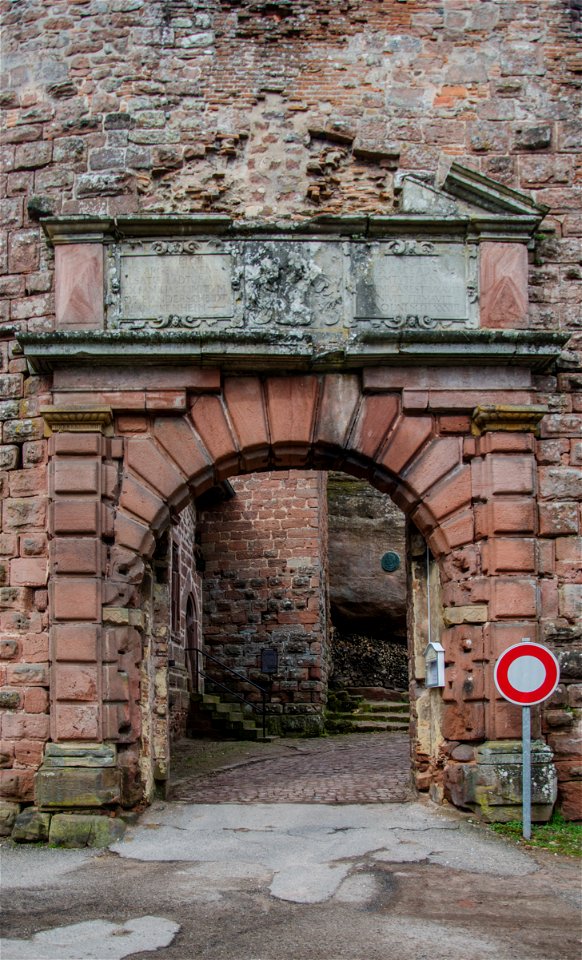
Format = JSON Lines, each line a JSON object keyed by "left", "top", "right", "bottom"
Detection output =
{"left": 522, "top": 704, "right": 532, "bottom": 841}
{"left": 494, "top": 637, "right": 560, "bottom": 845}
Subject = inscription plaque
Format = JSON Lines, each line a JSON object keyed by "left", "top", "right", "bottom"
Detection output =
{"left": 107, "top": 237, "right": 478, "bottom": 334}
{"left": 353, "top": 241, "right": 476, "bottom": 329}
{"left": 119, "top": 249, "right": 234, "bottom": 325}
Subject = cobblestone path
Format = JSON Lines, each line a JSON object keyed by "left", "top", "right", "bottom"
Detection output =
{"left": 170, "top": 732, "right": 413, "bottom": 804}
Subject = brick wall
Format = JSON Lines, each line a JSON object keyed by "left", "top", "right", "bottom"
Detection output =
{"left": 198, "top": 471, "right": 329, "bottom": 734}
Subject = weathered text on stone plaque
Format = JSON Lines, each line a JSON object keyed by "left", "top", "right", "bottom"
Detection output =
{"left": 117, "top": 246, "right": 235, "bottom": 327}
{"left": 353, "top": 241, "right": 477, "bottom": 329}
{"left": 108, "top": 237, "right": 478, "bottom": 334}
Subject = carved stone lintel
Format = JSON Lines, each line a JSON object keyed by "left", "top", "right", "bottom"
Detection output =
{"left": 471, "top": 404, "right": 548, "bottom": 436}
{"left": 41, "top": 405, "right": 113, "bottom": 436}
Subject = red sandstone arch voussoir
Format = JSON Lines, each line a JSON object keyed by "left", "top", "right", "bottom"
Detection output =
{"left": 119, "top": 472, "right": 171, "bottom": 534}
{"left": 190, "top": 394, "right": 240, "bottom": 479}
{"left": 379, "top": 414, "right": 434, "bottom": 476}
{"left": 126, "top": 436, "right": 190, "bottom": 508}
{"left": 347, "top": 393, "right": 400, "bottom": 463}
{"left": 151, "top": 416, "right": 216, "bottom": 499}
{"left": 223, "top": 377, "right": 271, "bottom": 472}
{"left": 313, "top": 374, "right": 361, "bottom": 456}
{"left": 264, "top": 375, "right": 319, "bottom": 465}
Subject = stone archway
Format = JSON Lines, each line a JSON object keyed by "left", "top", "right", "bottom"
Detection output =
{"left": 21, "top": 169, "right": 566, "bottom": 821}
{"left": 38, "top": 368, "right": 553, "bottom": 817}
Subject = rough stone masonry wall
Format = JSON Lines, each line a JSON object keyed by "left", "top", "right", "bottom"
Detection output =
{"left": 0, "top": 0, "right": 580, "bottom": 811}
{"left": 198, "top": 471, "right": 329, "bottom": 734}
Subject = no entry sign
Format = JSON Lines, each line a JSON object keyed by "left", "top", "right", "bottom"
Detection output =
{"left": 494, "top": 641, "right": 560, "bottom": 706}
{"left": 494, "top": 639, "right": 560, "bottom": 840}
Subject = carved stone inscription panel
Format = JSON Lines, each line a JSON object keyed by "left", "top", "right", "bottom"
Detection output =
{"left": 353, "top": 241, "right": 477, "bottom": 330}
{"left": 112, "top": 241, "right": 238, "bottom": 329}
{"left": 107, "top": 237, "right": 478, "bottom": 334}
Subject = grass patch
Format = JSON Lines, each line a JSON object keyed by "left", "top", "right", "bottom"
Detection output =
{"left": 489, "top": 811, "right": 582, "bottom": 858}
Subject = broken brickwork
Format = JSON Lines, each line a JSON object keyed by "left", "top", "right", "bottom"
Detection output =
{"left": 0, "top": 0, "right": 580, "bottom": 823}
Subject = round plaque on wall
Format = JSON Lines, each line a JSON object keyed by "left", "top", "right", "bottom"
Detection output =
{"left": 380, "top": 551, "right": 401, "bottom": 573}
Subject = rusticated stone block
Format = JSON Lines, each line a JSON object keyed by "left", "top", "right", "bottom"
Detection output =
{"left": 51, "top": 623, "right": 99, "bottom": 662}
{"left": 490, "top": 577, "right": 537, "bottom": 619}
{"left": 11, "top": 807, "right": 51, "bottom": 842}
{"left": 444, "top": 740, "right": 557, "bottom": 822}
{"left": 53, "top": 703, "right": 100, "bottom": 740}
{"left": 52, "top": 578, "right": 100, "bottom": 621}
{"left": 55, "top": 244, "right": 104, "bottom": 330}
{"left": 53, "top": 459, "right": 100, "bottom": 496}
{"left": 36, "top": 766, "right": 120, "bottom": 809}
{"left": 49, "top": 813, "right": 125, "bottom": 847}
{"left": 52, "top": 433, "right": 103, "bottom": 457}
{"left": 482, "top": 538, "right": 536, "bottom": 574}
{"left": 0, "top": 800, "right": 19, "bottom": 836}
{"left": 480, "top": 242, "right": 528, "bottom": 329}
{"left": 52, "top": 538, "right": 102, "bottom": 575}
{"left": 476, "top": 499, "right": 536, "bottom": 537}
{"left": 51, "top": 500, "right": 100, "bottom": 536}
{"left": 54, "top": 664, "right": 98, "bottom": 702}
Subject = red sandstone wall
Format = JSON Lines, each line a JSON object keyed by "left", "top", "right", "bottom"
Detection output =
{"left": 0, "top": 0, "right": 580, "bottom": 811}
{"left": 198, "top": 471, "right": 329, "bottom": 733}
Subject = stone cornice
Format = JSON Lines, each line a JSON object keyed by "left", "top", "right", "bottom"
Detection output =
{"left": 21, "top": 330, "right": 569, "bottom": 375}
{"left": 471, "top": 403, "right": 549, "bottom": 436}
{"left": 40, "top": 212, "right": 543, "bottom": 245}
{"left": 41, "top": 405, "right": 113, "bottom": 435}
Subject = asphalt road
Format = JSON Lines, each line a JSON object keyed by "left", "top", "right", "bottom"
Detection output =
{"left": 1, "top": 799, "right": 581, "bottom": 960}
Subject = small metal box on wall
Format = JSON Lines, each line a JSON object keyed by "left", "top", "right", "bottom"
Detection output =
{"left": 424, "top": 641, "right": 445, "bottom": 688}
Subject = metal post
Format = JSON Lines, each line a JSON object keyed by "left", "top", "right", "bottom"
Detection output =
{"left": 522, "top": 705, "right": 532, "bottom": 841}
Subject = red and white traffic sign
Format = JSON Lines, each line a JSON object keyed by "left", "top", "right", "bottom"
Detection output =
{"left": 494, "top": 641, "right": 560, "bottom": 706}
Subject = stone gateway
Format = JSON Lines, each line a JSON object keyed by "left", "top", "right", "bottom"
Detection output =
{"left": 1, "top": 0, "right": 580, "bottom": 836}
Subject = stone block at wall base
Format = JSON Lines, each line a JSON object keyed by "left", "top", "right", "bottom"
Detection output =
{"left": 49, "top": 813, "right": 125, "bottom": 848}
{"left": 444, "top": 740, "right": 557, "bottom": 823}
{"left": 36, "top": 767, "right": 122, "bottom": 809}
{"left": 0, "top": 800, "right": 20, "bottom": 836}
{"left": 35, "top": 743, "right": 121, "bottom": 809}
{"left": 12, "top": 807, "right": 51, "bottom": 842}
{"left": 267, "top": 712, "right": 325, "bottom": 738}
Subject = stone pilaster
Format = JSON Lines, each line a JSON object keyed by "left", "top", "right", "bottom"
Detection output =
{"left": 36, "top": 405, "right": 121, "bottom": 809}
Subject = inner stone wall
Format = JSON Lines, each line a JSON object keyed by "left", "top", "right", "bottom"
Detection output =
{"left": 198, "top": 470, "right": 330, "bottom": 735}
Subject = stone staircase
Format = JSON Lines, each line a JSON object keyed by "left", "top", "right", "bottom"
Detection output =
{"left": 189, "top": 692, "right": 274, "bottom": 741}
{"left": 325, "top": 687, "right": 410, "bottom": 734}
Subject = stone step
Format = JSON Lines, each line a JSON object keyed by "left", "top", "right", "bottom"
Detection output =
{"left": 359, "top": 700, "right": 409, "bottom": 711}
{"left": 352, "top": 720, "right": 409, "bottom": 731}
{"left": 347, "top": 686, "right": 409, "bottom": 703}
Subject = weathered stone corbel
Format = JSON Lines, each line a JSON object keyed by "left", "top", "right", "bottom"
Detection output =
{"left": 471, "top": 403, "right": 548, "bottom": 436}
{"left": 41, "top": 405, "right": 113, "bottom": 436}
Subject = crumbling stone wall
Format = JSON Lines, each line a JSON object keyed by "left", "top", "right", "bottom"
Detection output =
{"left": 198, "top": 470, "right": 329, "bottom": 734}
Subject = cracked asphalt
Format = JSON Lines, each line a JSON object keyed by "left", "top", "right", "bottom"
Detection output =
{"left": 1, "top": 734, "right": 580, "bottom": 960}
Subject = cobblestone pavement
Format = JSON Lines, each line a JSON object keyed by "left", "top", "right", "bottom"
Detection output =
{"left": 170, "top": 732, "right": 413, "bottom": 803}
